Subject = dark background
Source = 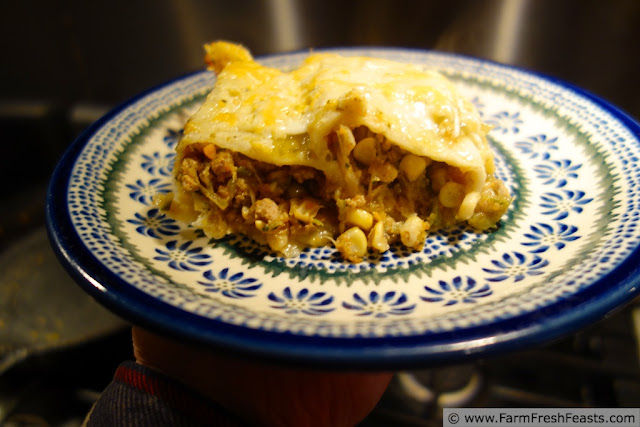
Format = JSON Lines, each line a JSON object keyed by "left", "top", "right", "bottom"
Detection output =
{"left": 1, "top": 0, "right": 639, "bottom": 205}
{"left": 2, "top": 0, "right": 639, "bottom": 112}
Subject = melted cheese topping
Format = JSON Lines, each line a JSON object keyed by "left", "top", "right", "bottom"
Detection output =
{"left": 178, "top": 43, "right": 495, "bottom": 220}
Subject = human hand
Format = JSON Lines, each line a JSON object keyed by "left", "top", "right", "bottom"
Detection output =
{"left": 132, "top": 327, "right": 393, "bottom": 426}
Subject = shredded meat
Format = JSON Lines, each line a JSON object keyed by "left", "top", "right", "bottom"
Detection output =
{"left": 254, "top": 198, "right": 281, "bottom": 223}
{"left": 180, "top": 158, "right": 200, "bottom": 191}
{"left": 253, "top": 198, "right": 278, "bottom": 220}
{"left": 234, "top": 178, "right": 251, "bottom": 204}
{"left": 249, "top": 198, "right": 290, "bottom": 233}
{"left": 211, "top": 150, "right": 235, "bottom": 179}
{"left": 172, "top": 127, "right": 511, "bottom": 261}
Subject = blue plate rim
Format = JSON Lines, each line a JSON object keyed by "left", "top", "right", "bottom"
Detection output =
{"left": 45, "top": 47, "right": 640, "bottom": 369}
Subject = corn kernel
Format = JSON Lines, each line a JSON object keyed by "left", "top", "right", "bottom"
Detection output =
{"left": 399, "top": 154, "right": 429, "bottom": 182}
{"left": 352, "top": 137, "right": 377, "bottom": 165}
{"left": 439, "top": 182, "right": 465, "bottom": 208}
{"left": 345, "top": 208, "right": 374, "bottom": 232}
{"left": 335, "top": 227, "right": 368, "bottom": 262}
{"left": 368, "top": 221, "right": 389, "bottom": 252}
{"left": 400, "top": 214, "right": 426, "bottom": 249}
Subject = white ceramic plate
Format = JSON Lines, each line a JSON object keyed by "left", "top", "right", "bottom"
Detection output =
{"left": 46, "top": 48, "right": 640, "bottom": 368}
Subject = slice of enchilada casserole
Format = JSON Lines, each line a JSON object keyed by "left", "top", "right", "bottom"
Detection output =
{"left": 161, "top": 41, "right": 511, "bottom": 262}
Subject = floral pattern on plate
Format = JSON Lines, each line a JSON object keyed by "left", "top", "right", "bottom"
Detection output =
{"left": 49, "top": 49, "right": 640, "bottom": 364}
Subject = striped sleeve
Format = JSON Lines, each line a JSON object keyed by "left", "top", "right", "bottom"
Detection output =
{"left": 84, "top": 361, "right": 244, "bottom": 426}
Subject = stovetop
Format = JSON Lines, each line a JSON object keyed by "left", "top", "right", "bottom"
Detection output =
{"left": 366, "top": 302, "right": 640, "bottom": 426}
{"left": 1, "top": 221, "right": 639, "bottom": 426}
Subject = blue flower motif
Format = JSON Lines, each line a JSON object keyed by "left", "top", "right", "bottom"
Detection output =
{"left": 421, "top": 276, "right": 492, "bottom": 306}
{"left": 514, "top": 134, "right": 559, "bottom": 159}
{"left": 141, "top": 152, "right": 175, "bottom": 177}
{"left": 154, "top": 240, "right": 212, "bottom": 271}
{"left": 163, "top": 128, "right": 184, "bottom": 149}
{"left": 485, "top": 111, "right": 524, "bottom": 134}
{"left": 483, "top": 252, "right": 549, "bottom": 283}
{"left": 522, "top": 222, "right": 581, "bottom": 253}
{"left": 268, "top": 287, "right": 334, "bottom": 315}
{"left": 469, "top": 96, "right": 485, "bottom": 117}
{"left": 126, "top": 178, "right": 172, "bottom": 205}
{"left": 127, "top": 208, "right": 180, "bottom": 238}
{"left": 540, "top": 190, "right": 593, "bottom": 220}
{"left": 533, "top": 159, "right": 582, "bottom": 188}
{"left": 198, "top": 268, "right": 262, "bottom": 298}
{"left": 342, "top": 291, "right": 415, "bottom": 317}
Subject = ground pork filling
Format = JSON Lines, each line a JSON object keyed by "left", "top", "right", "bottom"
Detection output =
{"left": 171, "top": 125, "right": 511, "bottom": 262}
